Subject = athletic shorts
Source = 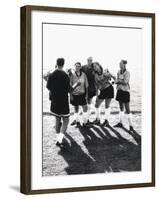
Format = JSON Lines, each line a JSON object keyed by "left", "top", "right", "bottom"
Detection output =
{"left": 116, "top": 90, "right": 130, "bottom": 103}
{"left": 98, "top": 85, "right": 114, "bottom": 99}
{"left": 50, "top": 96, "right": 70, "bottom": 117}
{"left": 70, "top": 94, "right": 87, "bottom": 106}
{"left": 88, "top": 90, "right": 96, "bottom": 99}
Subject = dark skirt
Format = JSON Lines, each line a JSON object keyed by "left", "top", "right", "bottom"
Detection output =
{"left": 116, "top": 90, "right": 130, "bottom": 103}
{"left": 98, "top": 85, "right": 114, "bottom": 99}
{"left": 71, "top": 94, "right": 87, "bottom": 106}
{"left": 50, "top": 95, "right": 70, "bottom": 117}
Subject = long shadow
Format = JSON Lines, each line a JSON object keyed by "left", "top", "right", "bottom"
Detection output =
{"left": 58, "top": 125, "right": 141, "bottom": 175}
{"left": 121, "top": 127, "right": 141, "bottom": 145}
{"left": 58, "top": 134, "right": 98, "bottom": 175}
{"left": 79, "top": 125, "right": 141, "bottom": 173}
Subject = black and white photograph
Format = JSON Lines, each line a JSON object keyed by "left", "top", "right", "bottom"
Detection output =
{"left": 20, "top": 6, "right": 155, "bottom": 194}
{"left": 42, "top": 23, "right": 142, "bottom": 176}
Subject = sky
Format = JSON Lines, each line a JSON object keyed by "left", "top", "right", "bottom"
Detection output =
{"left": 43, "top": 23, "right": 142, "bottom": 89}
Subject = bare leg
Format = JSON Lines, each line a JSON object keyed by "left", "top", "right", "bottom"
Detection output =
{"left": 74, "top": 106, "right": 79, "bottom": 122}
{"left": 119, "top": 101, "right": 124, "bottom": 111}
{"left": 55, "top": 116, "right": 61, "bottom": 133}
{"left": 114, "top": 101, "right": 124, "bottom": 127}
{"left": 82, "top": 104, "right": 88, "bottom": 124}
{"left": 55, "top": 116, "right": 62, "bottom": 143}
{"left": 57, "top": 116, "right": 69, "bottom": 144}
{"left": 124, "top": 102, "right": 130, "bottom": 114}
{"left": 87, "top": 97, "right": 93, "bottom": 118}
{"left": 61, "top": 117, "right": 69, "bottom": 134}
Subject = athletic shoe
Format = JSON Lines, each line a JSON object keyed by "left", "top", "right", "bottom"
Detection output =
{"left": 75, "top": 121, "right": 81, "bottom": 128}
{"left": 83, "top": 121, "right": 90, "bottom": 128}
{"left": 56, "top": 141, "right": 65, "bottom": 148}
{"left": 130, "top": 126, "right": 134, "bottom": 132}
{"left": 102, "top": 120, "right": 109, "bottom": 127}
{"left": 87, "top": 120, "right": 93, "bottom": 125}
{"left": 71, "top": 120, "right": 77, "bottom": 126}
{"left": 93, "top": 118, "right": 100, "bottom": 125}
{"left": 114, "top": 122, "right": 123, "bottom": 128}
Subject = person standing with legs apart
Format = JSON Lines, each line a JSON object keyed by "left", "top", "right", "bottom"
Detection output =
{"left": 70, "top": 62, "right": 89, "bottom": 128}
{"left": 114, "top": 59, "right": 134, "bottom": 131}
{"left": 93, "top": 62, "right": 115, "bottom": 126}
{"left": 46, "top": 58, "right": 70, "bottom": 148}
{"left": 82, "top": 57, "right": 96, "bottom": 123}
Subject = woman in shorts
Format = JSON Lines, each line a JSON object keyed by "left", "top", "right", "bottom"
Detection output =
{"left": 114, "top": 60, "right": 134, "bottom": 131}
{"left": 70, "top": 62, "right": 89, "bottom": 127}
{"left": 93, "top": 62, "right": 115, "bottom": 126}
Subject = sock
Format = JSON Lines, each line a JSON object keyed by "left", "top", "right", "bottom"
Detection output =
{"left": 127, "top": 113, "right": 132, "bottom": 127}
{"left": 57, "top": 133, "right": 64, "bottom": 144}
{"left": 56, "top": 133, "right": 59, "bottom": 141}
{"left": 83, "top": 112, "right": 88, "bottom": 124}
{"left": 87, "top": 104, "right": 91, "bottom": 116}
{"left": 105, "top": 108, "right": 110, "bottom": 121}
{"left": 119, "top": 111, "right": 124, "bottom": 124}
{"left": 74, "top": 112, "right": 79, "bottom": 122}
{"left": 96, "top": 107, "right": 100, "bottom": 120}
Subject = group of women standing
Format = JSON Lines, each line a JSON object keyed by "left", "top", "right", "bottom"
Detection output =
{"left": 69, "top": 57, "right": 133, "bottom": 131}
{"left": 46, "top": 57, "right": 134, "bottom": 147}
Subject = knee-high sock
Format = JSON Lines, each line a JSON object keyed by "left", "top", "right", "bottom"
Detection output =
{"left": 83, "top": 112, "right": 88, "bottom": 124}
{"left": 74, "top": 112, "right": 79, "bottom": 122}
{"left": 57, "top": 133, "right": 64, "bottom": 143}
{"left": 87, "top": 104, "right": 91, "bottom": 116}
{"left": 96, "top": 107, "right": 100, "bottom": 120}
{"left": 105, "top": 107, "right": 110, "bottom": 121}
{"left": 119, "top": 111, "right": 124, "bottom": 123}
{"left": 126, "top": 113, "right": 132, "bottom": 127}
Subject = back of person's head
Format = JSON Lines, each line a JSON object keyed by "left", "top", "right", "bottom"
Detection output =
{"left": 56, "top": 58, "right": 65, "bottom": 68}
{"left": 75, "top": 62, "right": 81, "bottom": 67}
{"left": 122, "top": 59, "right": 127, "bottom": 65}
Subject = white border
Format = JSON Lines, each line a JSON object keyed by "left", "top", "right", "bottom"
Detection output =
{"left": 31, "top": 10, "right": 152, "bottom": 190}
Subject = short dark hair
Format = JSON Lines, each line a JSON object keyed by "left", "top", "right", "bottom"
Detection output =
{"left": 122, "top": 60, "right": 127, "bottom": 65}
{"left": 56, "top": 58, "right": 65, "bottom": 67}
{"left": 75, "top": 62, "right": 81, "bottom": 66}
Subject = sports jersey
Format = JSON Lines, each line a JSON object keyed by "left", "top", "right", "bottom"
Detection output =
{"left": 116, "top": 70, "right": 130, "bottom": 92}
{"left": 70, "top": 71, "right": 88, "bottom": 95}
{"left": 95, "top": 72, "right": 112, "bottom": 91}
{"left": 82, "top": 64, "right": 96, "bottom": 93}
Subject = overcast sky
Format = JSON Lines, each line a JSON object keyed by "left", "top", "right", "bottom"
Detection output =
{"left": 43, "top": 23, "right": 142, "bottom": 89}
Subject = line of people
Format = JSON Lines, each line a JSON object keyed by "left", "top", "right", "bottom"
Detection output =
{"left": 46, "top": 57, "right": 134, "bottom": 147}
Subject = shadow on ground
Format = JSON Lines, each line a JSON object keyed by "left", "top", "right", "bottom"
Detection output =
{"left": 9, "top": 185, "right": 20, "bottom": 192}
{"left": 58, "top": 125, "right": 141, "bottom": 175}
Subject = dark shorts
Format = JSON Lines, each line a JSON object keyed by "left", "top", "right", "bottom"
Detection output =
{"left": 116, "top": 90, "right": 130, "bottom": 103}
{"left": 71, "top": 94, "right": 87, "bottom": 106}
{"left": 98, "top": 85, "right": 114, "bottom": 99}
{"left": 88, "top": 90, "right": 96, "bottom": 99}
{"left": 50, "top": 96, "right": 70, "bottom": 117}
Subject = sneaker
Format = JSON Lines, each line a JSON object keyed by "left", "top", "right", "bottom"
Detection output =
{"left": 71, "top": 120, "right": 76, "bottom": 126}
{"left": 130, "top": 126, "right": 134, "bottom": 132}
{"left": 75, "top": 121, "right": 81, "bottom": 128}
{"left": 114, "top": 122, "right": 123, "bottom": 128}
{"left": 56, "top": 141, "right": 64, "bottom": 148}
{"left": 83, "top": 121, "right": 90, "bottom": 128}
{"left": 93, "top": 118, "right": 100, "bottom": 125}
{"left": 102, "top": 120, "right": 109, "bottom": 127}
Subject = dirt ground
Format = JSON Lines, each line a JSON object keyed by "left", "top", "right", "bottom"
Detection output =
{"left": 42, "top": 111, "right": 141, "bottom": 176}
